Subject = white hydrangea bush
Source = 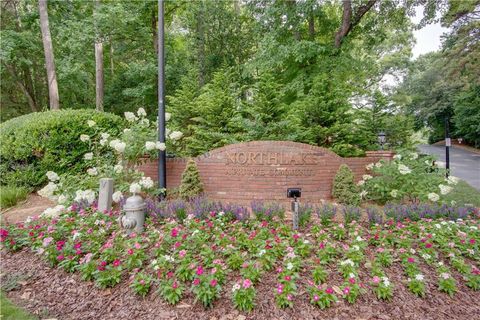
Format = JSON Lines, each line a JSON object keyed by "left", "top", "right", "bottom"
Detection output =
{"left": 37, "top": 107, "right": 181, "bottom": 208}
{"left": 359, "top": 151, "right": 456, "bottom": 204}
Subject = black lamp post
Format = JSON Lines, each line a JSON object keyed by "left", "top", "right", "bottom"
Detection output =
{"left": 377, "top": 131, "right": 386, "bottom": 150}
{"left": 157, "top": 0, "right": 166, "bottom": 198}
{"left": 445, "top": 117, "right": 450, "bottom": 178}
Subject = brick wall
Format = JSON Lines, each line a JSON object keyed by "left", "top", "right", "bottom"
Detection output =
{"left": 137, "top": 141, "right": 394, "bottom": 205}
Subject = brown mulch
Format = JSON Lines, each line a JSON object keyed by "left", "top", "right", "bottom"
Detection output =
{"left": 1, "top": 249, "right": 479, "bottom": 320}
{"left": 1, "top": 194, "right": 54, "bottom": 224}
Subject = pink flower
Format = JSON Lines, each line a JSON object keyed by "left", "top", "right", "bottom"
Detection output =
{"left": 134, "top": 242, "right": 141, "bottom": 249}
{"left": 171, "top": 228, "right": 178, "bottom": 237}
{"left": 319, "top": 242, "right": 325, "bottom": 249}
{"left": 372, "top": 276, "right": 380, "bottom": 284}
{"left": 469, "top": 239, "right": 476, "bottom": 245}
{"left": 349, "top": 277, "right": 356, "bottom": 284}
{"left": 113, "top": 259, "right": 121, "bottom": 267}
{"left": 343, "top": 287, "right": 350, "bottom": 295}
{"left": 174, "top": 241, "right": 181, "bottom": 248}
{"left": 75, "top": 249, "right": 82, "bottom": 255}
{"left": 210, "top": 279, "right": 218, "bottom": 287}
{"left": 284, "top": 275, "right": 291, "bottom": 281}
{"left": 326, "top": 287, "right": 334, "bottom": 294}
{"left": 243, "top": 279, "right": 252, "bottom": 289}
{"left": 313, "top": 295, "right": 319, "bottom": 301}
{"left": 376, "top": 247, "right": 384, "bottom": 253}
{"left": 139, "top": 279, "right": 145, "bottom": 285}
{"left": 287, "top": 294, "right": 293, "bottom": 301}
{"left": 179, "top": 250, "right": 187, "bottom": 258}
{"left": 398, "top": 248, "right": 406, "bottom": 254}
{"left": 100, "top": 261, "right": 107, "bottom": 267}
{"left": 211, "top": 267, "right": 217, "bottom": 275}
{"left": 127, "top": 248, "right": 134, "bottom": 255}
{"left": 408, "top": 257, "right": 415, "bottom": 263}
{"left": 42, "top": 237, "right": 53, "bottom": 247}
{"left": 74, "top": 242, "right": 82, "bottom": 249}
{"left": 57, "top": 255, "right": 64, "bottom": 261}
{"left": 172, "top": 281, "right": 178, "bottom": 289}
{"left": 293, "top": 234, "right": 300, "bottom": 240}
{"left": 167, "top": 271, "right": 174, "bottom": 278}
{"left": 193, "top": 278, "right": 200, "bottom": 286}
{"left": 196, "top": 266, "right": 204, "bottom": 276}
{"left": 425, "top": 243, "right": 432, "bottom": 249}
{"left": 277, "top": 284, "right": 283, "bottom": 294}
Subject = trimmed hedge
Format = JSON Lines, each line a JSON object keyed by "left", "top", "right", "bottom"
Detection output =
{"left": 0, "top": 109, "right": 124, "bottom": 188}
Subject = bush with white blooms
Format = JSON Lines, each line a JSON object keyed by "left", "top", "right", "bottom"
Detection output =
{"left": 359, "top": 151, "right": 457, "bottom": 204}
{"left": 37, "top": 107, "right": 182, "bottom": 209}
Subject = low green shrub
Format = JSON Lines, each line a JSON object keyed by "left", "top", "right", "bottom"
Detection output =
{"left": 0, "top": 109, "right": 124, "bottom": 189}
{"left": 0, "top": 186, "right": 29, "bottom": 209}
{"left": 332, "top": 164, "right": 360, "bottom": 206}
{"left": 179, "top": 159, "right": 204, "bottom": 200}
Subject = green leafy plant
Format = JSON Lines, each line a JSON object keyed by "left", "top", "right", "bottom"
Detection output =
{"left": 332, "top": 164, "right": 360, "bottom": 206}
{"left": 232, "top": 279, "right": 256, "bottom": 312}
{"left": 158, "top": 278, "right": 184, "bottom": 304}
{"left": 130, "top": 272, "right": 152, "bottom": 297}
{"left": 308, "top": 286, "right": 337, "bottom": 309}
{"left": 179, "top": 159, "right": 204, "bottom": 200}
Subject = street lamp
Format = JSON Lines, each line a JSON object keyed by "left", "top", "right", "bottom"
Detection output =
{"left": 157, "top": 0, "right": 166, "bottom": 198}
{"left": 377, "top": 131, "right": 386, "bottom": 150}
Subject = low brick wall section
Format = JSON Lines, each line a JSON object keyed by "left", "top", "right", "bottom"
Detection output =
{"left": 137, "top": 141, "right": 394, "bottom": 205}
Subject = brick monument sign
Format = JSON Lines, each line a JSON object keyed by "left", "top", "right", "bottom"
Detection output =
{"left": 138, "top": 141, "right": 394, "bottom": 204}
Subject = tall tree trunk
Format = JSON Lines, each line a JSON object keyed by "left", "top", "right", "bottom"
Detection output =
{"left": 197, "top": 1, "right": 205, "bottom": 87}
{"left": 94, "top": 0, "right": 104, "bottom": 111}
{"left": 4, "top": 64, "right": 38, "bottom": 112}
{"left": 110, "top": 38, "right": 114, "bottom": 77}
{"left": 308, "top": 13, "right": 315, "bottom": 40}
{"left": 38, "top": 0, "right": 59, "bottom": 110}
{"left": 152, "top": 7, "right": 158, "bottom": 54}
{"left": 335, "top": 0, "right": 377, "bottom": 48}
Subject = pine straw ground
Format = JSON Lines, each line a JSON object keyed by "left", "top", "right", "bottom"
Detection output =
{"left": 1, "top": 248, "right": 479, "bottom": 320}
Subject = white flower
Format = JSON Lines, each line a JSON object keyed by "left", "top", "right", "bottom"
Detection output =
{"left": 137, "top": 107, "right": 147, "bottom": 117}
{"left": 139, "top": 176, "right": 154, "bottom": 189}
{"left": 410, "top": 152, "right": 418, "bottom": 160}
{"left": 87, "top": 120, "right": 96, "bottom": 127}
{"left": 421, "top": 253, "right": 431, "bottom": 260}
{"left": 46, "top": 171, "right": 59, "bottom": 181}
{"left": 156, "top": 142, "right": 166, "bottom": 151}
{"left": 169, "top": 131, "right": 183, "bottom": 140}
{"left": 425, "top": 159, "right": 432, "bottom": 166}
{"left": 164, "top": 255, "right": 174, "bottom": 262}
{"left": 145, "top": 141, "right": 156, "bottom": 151}
{"left": 72, "top": 231, "right": 81, "bottom": 241}
{"left": 393, "top": 154, "right": 402, "bottom": 160}
{"left": 304, "top": 240, "right": 310, "bottom": 244}
{"left": 101, "top": 132, "right": 110, "bottom": 140}
{"left": 415, "top": 274, "right": 424, "bottom": 281}
{"left": 87, "top": 167, "right": 98, "bottom": 176}
{"left": 41, "top": 205, "right": 65, "bottom": 219}
{"left": 165, "top": 112, "right": 171, "bottom": 121}
{"left": 435, "top": 223, "right": 441, "bottom": 229}
{"left": 440, "top": 273, "right": 450, "bottom": 280}
{"left": 38, "top": 182, "right": 58, "bottom": 199}
{"left": 80, "top": 134, "right": 90, "bottom": 142}
{"left": 114, "top": 164, "right": 123, "bottom": 174}
{"left": 438, "top": 261, "right": 444, "bottom": 267}
{"left": 356, "top": 236, "right": 363, "bottom": 242}
{"left": 410, "top": 248, "right": 416, "bottom": 254}
{"left": 427, "top": 192, "right": 439, "bottom": 202}
{"left": 109, "top": 139, "right": 126, "bottom": 153}
{"left": 450, "top": 200, "right": 457, "bottom": 206}
{"left": 100, "top": 138, "right": 108, "bottom": 146}
{"left": 57, "top": 194, "right": 68, "bottom": 205}
{"left": 390, "top": 189, "right": 398, "bottom": 198}
{"left": 360, "top": 190, "right": 368, "bottom": 199}
{"left": 112, "top": 191, "right": 123, "bottom": 203}
{"left": 398, "top": 164, "right": 411, "bottom": 175}
{"left": 232, "top": 283, "right": 241, "bottom": 292}
{"left": 84, "top": 152, "right": 93, "bottom": 160}
{"left": 375, "top": 162, "right": 382, "bottom": 168}
{"left": 258, "top": 249, "right": 266, "bottom": 256}
{"left": 366, "top": 163, "right": 374, "bottom": 170}
{"left": 286, "top": 262, "right": 294, "bottom": 270}
{"left": 357, "top": 180, "right": 365, "bottom": 186}
{"left": 439, "top": 184, "right": 453, "bottom": 195}
{"left": 446, "top": 176, "right": 459, "bottom": 185}
{"left": 352, "top": 245, "right": 360, "bottom": 251}
{"left": 362, "top": 174, "right": 372, "bottom": 181}
{"left": 139, "top": 119, "right": 150, "bottom": 127}
{"left": 123, "top": 128, "right": 131, "bottom": 134}
{"left": 124, "top": 112, "right": 138, "bottom": 122}
{"left": 340, "top": 259, "right": 354, "bottom": 267}
{"left": 382, "top": 277, "right": 390, "bottom": 287}
{"left": 74, "top": 189, "right": 96, "bottom": 204}
{"left": 129, "top": 182, "right": 142, "bottom": 194}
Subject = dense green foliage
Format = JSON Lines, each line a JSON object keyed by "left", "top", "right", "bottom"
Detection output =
{"left": 0, "top": 110, "right": 124, "bottom": 188}
{"left": 396, "top": 1, "right": 480, "bottom": 146}
{"left": 0, "top": 186, "right": 29, "bottom": 210}
{"left": 179, "top": 159, "right": 204, "bottom": 200}
{"left": 332, "top": 164, "right": 360, "bottom": 206}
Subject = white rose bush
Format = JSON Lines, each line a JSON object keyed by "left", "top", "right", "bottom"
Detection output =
{"left": 360, "top": 151, "right": 457, "bottom": 204}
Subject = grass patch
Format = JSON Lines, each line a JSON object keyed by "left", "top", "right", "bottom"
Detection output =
{"left": 0, "top": 292, "right": 36, "bottom": 320}
{"left": 0, "top": 186, "right": 29, "bottom": 210}
{"left": 444, "top": 180, "right": 480, "bottom": 207}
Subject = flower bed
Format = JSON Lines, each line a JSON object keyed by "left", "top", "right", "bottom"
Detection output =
{"left": 1, "top": 203, "right": 479, "bottom": 318}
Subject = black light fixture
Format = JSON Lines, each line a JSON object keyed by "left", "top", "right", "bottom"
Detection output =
{"left": 377, "top": 131, "right": 386, "bottom": 150}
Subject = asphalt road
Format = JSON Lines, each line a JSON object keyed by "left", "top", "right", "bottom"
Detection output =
{"left": 417, "top": 144, "right": 480, "bottom": 191}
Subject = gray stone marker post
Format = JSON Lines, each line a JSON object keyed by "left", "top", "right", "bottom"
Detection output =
{"left": 98, "top": 178, "right": 114, "bottom": 212}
